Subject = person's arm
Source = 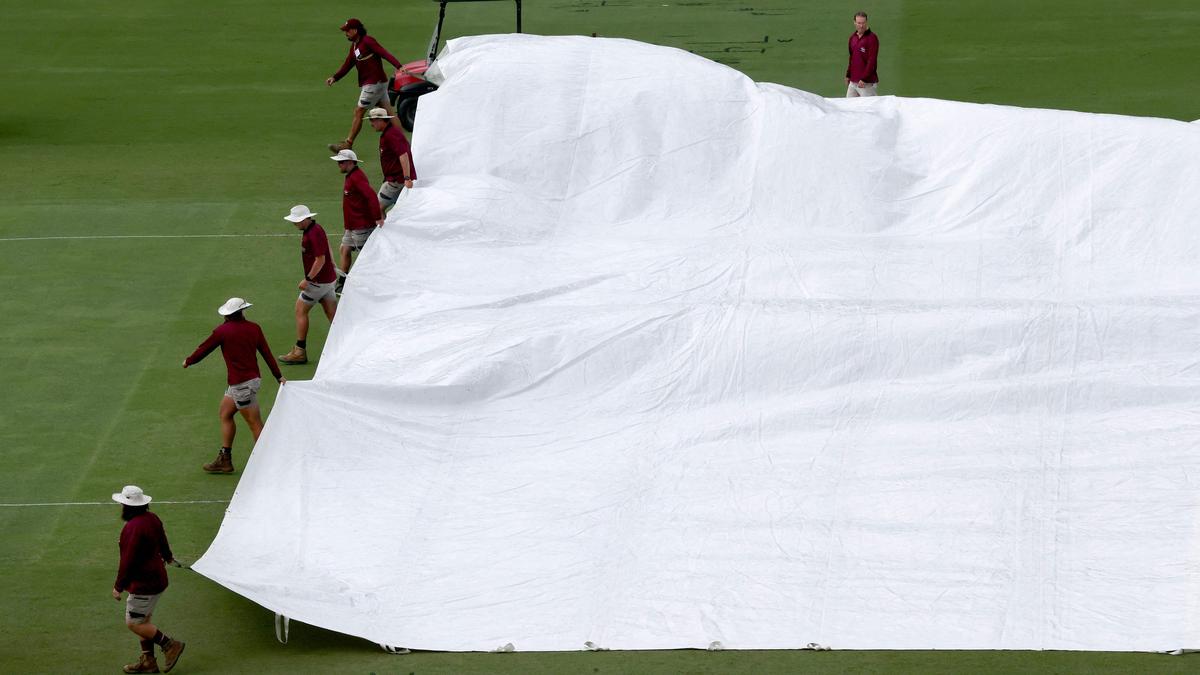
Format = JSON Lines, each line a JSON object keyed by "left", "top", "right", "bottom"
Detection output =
{"left": 400, "top": 154, "right": 414, "bottom": 188}
{"left": 327, "top": 50, "right": 354, "bottom": 85}
{"left": 846, "top": 37, "right": 853, "bottom": 81}
{"left": 256, "top": 328, "right": 284, "bottom": 383}
{"left": 388, "top": 131, "right": 416, "bottom": 186}
{"left": 114, "top": 525, "right": 138, "bottom": 594}
{"left": 369, "top": 36, "right": 404, "bottom": 70}
{"left": 159, "top": 522, "right": 174, "bottom": 566}
{"left": 863, "top": 35, "right": 879, "bottom": 85}
{"left": 357, "top": 172, "right": 384, "bottom": 226}
{"left": 306, "top": 255, "right": 326, "bottom": 283}
{"left": 183, "top": 330, "right": 221, "bottom": 368}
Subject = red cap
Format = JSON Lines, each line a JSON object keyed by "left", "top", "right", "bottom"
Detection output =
{"left": 340, "top": 18, "right": 364, "bottom": 31}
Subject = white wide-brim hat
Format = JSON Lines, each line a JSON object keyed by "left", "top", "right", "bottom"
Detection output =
{"left": 112, "top": 485, "right": 152, "bottom": 506}
{"left": 330, "top": 149, "right": 362, "bottom": 162}
{"left": 366, "top": 107, "right": 395, "bottom": 120}
{"left": 218, "top": 297, "right": 252, "bottom": 316}
{"left": 284, "top": 205, "right": 317, "bottom": 223}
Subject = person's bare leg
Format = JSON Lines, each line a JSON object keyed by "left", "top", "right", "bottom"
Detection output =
{"left": 346, "top": 106, "right": 366, "bottom": 145}
{"left": 219, "top": 396, "right": 237, "bottom": 448}
{"left": 295, "top": 298, "right": 311, "bottom": 341}
{"left": 339, "top": 245, "right": 353, "bottom": 276}
{"left": 128, "top": 619, "right": 158, "bottom": 641}
{"left": 321, "top": 296, "right": 337, "bottom": 322}
{"left": 239, "top": 405, "right": 265, "bottom": 442}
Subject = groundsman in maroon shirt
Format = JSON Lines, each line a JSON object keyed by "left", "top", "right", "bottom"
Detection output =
{"left": 325, "top": 17, "right": 404, "bottom": 153}
{"left": 366, "top": 107, "right": 417, "bottom": 212}
{"left": 182, "top": 297, "right": 285, "bottom": 474}
{"left": 331, "top": 149, "right": 383, "bottom": 289}
{"left": 111, "top": 485, "right": 185, "bottom": 673}
{"left": 845, "top": 11, "right": 880, "bottom": 97}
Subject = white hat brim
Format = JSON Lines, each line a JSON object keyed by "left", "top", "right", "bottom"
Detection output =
{"left": 218, "top": 301, "right": 253, "bottom": 316}
{"left": 112, "top": 493, "right": 152, "bottom": 506}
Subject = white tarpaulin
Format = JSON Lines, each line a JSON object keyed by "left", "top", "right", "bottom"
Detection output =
{"left": 193, "top": 35, "right": 1200, "bottom": 652}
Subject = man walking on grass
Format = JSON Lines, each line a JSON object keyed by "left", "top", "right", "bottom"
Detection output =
{"left": 183, "top": 297, "right": 285, "bottom": 473}
{"left": 279, "top": 205, "right": 338, "bottom": 365}
{"left": 845, "top": 11, "right": 880, "bottom": 97}
{"left": 326, "top": 17, "right": 404, "bottom": 153}
{"left": 366, "top": 107, "right": 417, "bottom": 213}
{"left": 112, "top": 485, "right": 186, "bottom": 673}
{"left": 331, "top": 149, "right": 384, "bottom": 294}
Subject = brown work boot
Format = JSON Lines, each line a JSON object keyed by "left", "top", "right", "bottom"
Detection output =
{"left": 327, "top": 139, "right": 353, "bottom": 153}
{"left": 278, "top": 345, "right": 307, "bottom": 365}
{"left": 202, "top": 450, "right": 235, "bottom": 474}
{"left": 160, "top": 638, "right": 186, "bottom": 673}
{"left": 123, "top": 651, "right": 160, "bottom": 673}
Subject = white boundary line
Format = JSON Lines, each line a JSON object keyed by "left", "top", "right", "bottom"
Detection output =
{"left": 0, "top": 499, "right": 230, "bottom": 507}
{"left": 0, "top": 234, "right": 291, "bottom": 242}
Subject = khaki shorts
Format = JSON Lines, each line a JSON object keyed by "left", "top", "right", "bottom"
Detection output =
{"left": 846, "top": 82, "right": 878, "bottom": 97}
{"left": 300, "top": 280, "right": 336, "bottom": 305}
{"left": 358, "top": 82, "right": 389, "bottom": 108}
{"left": 378, "top": 180, "right": 405, "bottom": 209}
{"left": 341, "top": 227, "right": 376, "bottom": 251}
{"left": 126, "top": 593, "right": 161, "bottom": 624}
{"left": 224, "top": 378, "right": 262, "bottom": 410}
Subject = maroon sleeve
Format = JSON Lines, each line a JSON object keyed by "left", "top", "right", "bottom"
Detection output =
{"left": 367, "top": 36, "right": 403, "bottom": 70}
{"left": 846, "top": 36, "right": 853, "bottom": 78}
{"left": 114, "top": 524, "right": 131, "bottom": 591}
{"left": 256, "top": 326, "right": 283, "bottom": 382}
{"left": 356, "top": 171, "right": 383, "bottom": 221}
{"left": 185, "top": 329, "right": 222, "bottom": 366}
{"left": 865, "top": 34, "right": 879, "bottom": 80}
{"left": 332, "top": 48, "right": 355, "bottom": 82}
{"left": 159, "top": 522, "right": 174, "bottom": 564}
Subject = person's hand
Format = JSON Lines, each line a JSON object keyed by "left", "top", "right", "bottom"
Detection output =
{"left": 376, "top": 219, "right": 385, "bottom": 229}
{"left": 112, "top": 588, "right": 122, "bottom": 601}
{"left": 181, "top": 360, "right": 188, "bottom": 369}
{"left": 299, "top": 279, "right": 309, "bottom": 290}
{"left": 279, "top": 377, "right": 288, "bottom": 385}
{"left": 404, "top": 179, "right": 414, "bottom": 189}
{"left": 325, "top": 77, "right": 335, "bottom": 87}
{"left": 857, "top": 80, "right": 866, "bottom": 88}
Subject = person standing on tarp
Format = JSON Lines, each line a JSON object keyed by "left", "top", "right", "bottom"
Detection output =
{"left": 278, "top": 205, "right": 338, "bottom": 366}
{"left": 182, "top": 297, "right": 285, "bottom": 474}
{"left": 845, "top": 11, "right": 880, "bottom": 97}
{"left": 326, "top": 17, "right": 404, "bottom": 154}
{"left": 112, "top": 485, "right": 186, "bottom": 674}
{"left": 331, "top": 148, "right": 383, "bottom": 294}
{"left": 366, "top": 107, "right": 417, "bottom": 213}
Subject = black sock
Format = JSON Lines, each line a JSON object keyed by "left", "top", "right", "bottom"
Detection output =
{"left": 153, "top": 630, "right": 171, "bottom": 647}
{"left": 296, "top": 339, "right": 307, "bottom": 349}
{"left": 140, "top": 638, "right": 154, "bottom": 653}
{"left": 220, "top": 447, "right": 231, "bottom": 455}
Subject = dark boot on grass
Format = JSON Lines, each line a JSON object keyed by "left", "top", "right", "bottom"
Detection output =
{"left": 203, "top": 449, "right": 234, "bottom": 474}
{"left": 123, "top": 651, "right": 160, "bottom": 673}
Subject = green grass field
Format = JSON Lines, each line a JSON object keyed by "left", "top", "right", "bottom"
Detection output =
{"left": 1, "top": 1, "right": 1197, "bottom": 672}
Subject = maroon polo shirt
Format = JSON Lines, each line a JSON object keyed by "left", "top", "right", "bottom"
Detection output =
{"left": 846, "top": 29, "right": 880, "bottom": 84}
{"left": 115, "top": 511, "right": 173, "bottom": 595}
{"left": 185, "top": 316, "right": 283, "bottom": 385}
{"left": 343, "top": 166, "right": 382, "bottom": 230}
{"left": 379, "top": 124, "right": 417, "bottom": 182}
{"left": 301, "top": 221, "right": 337, "bottom": 283}
{"left": 331, "top": 35, "right": 402, "bottom": 87}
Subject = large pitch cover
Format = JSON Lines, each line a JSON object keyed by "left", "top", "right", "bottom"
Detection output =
{"left": 194, "top": 35, "right": 1200, "bottom": 652}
